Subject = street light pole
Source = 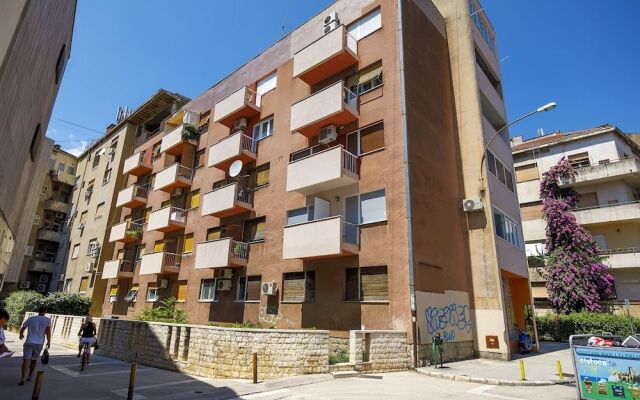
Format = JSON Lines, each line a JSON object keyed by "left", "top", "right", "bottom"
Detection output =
{"left": 478, "top": 102, "right": 557, "bottom": 195}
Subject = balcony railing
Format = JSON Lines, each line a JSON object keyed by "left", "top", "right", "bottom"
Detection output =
{"left": 123, "top": 151, "right": 152, "bottom": 176}
{"left": 201, "top": 182, "right": 253, "bottom": 218}
{"left": 44, "top": 199, "right": 71, "bottom": 215}
{"left": 290, "top": 81, "right": 358, "bottom": 137}
{"left": 573, "top": 200, "right": 640, "bottom": 225}
{"left": 29, "top": 260, "right": 57, "bottom": 274}
{"left": 559, "top": 158, "right": 640, "bottom": 187}
{"left": 147, "top": 206, "right": 187, "bottom": 233}
{"left": 160, "top": 124, "right": 198, "bottom": 156}
{"left": 600, "top": 247, "right": 640, "bottom": 269}
{"left": 207, "top": 131, "right": 257, "bottom": 171}
{"left": 102, "top": 259, "right": 136, "bottom": 279}
{"left": 116, "top": 184, "right": 149, "bottom": 208}
{"left": 109, "top": 220, "right": 144, "bottom": 243}
{"left": 194, "top": 238, "right": 249, "bottom": 269}
{"left": 286, "top": 145, "right": 358, "bottom": 194}
{"left": 213, "top": 86, "right": 262, "bottom": 128}
{"left": 36, "top": 229, "right": 62, "bottom": 243}
{"left": 282, "top": 215, "right": 359, "bottom": 259}
{"left": 153, "top": 163, "right": 193, "bottom": 192}
{"left": 139, "top": 251, "right": 181, "bottom": 275}
{"left": 293, "top": 25, "right": 358, "bottom": 85}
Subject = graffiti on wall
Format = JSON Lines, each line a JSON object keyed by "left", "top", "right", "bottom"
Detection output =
{"left": 416, "top": 290, "right": 473, "bottom": 344}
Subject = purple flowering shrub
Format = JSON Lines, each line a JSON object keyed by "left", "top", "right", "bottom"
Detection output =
{"left": 540, "top": 158, "right": 615, "bottom": 313}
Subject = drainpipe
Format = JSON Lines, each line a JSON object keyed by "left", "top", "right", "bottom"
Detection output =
{"left": 396, "top": 0, "right": 418, "bottom": 369}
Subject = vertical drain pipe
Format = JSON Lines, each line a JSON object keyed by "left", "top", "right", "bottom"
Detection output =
{"left": 396, "top": 0, "right": 418, "bottom": 369}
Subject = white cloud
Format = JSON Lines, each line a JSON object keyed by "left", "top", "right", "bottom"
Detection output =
{"left": 62, "top": 133, "right": 89, "bottom": 156}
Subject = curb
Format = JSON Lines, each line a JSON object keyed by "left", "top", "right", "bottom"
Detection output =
{"left": 415, "top": 368, "right": 576, "bottom": 387}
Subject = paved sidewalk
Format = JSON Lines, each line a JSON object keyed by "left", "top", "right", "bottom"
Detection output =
{"left": 417, "top": 341, "right": 576, "bottom": 386}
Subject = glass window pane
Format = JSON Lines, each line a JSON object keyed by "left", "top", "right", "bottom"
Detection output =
{"left": 287, "top": 207, "right": 309, "bottom": 225}
{"left": 360, "top": 189, "right": 386, "bottom": 223}
{"left": 487, "top": 151, "right": 496, "bottom": 175}
{"left": 345, "top": 268, "right": 359, "bottom": 301}
{"left": 237, "top": 276, "right": 246, "bottom": 301}
{"left": 246, "top": 276, "right": 261, "bottom": 301}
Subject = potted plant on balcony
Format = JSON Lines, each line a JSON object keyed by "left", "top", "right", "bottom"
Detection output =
{"left": 181, "top": 124, "right": 200, "bottom": 142}
{"left": 126, "top": 229, "right": 143, "bottom": 238}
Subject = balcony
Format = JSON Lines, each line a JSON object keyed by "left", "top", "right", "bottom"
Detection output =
{"left": 293, "top": 25, "right": 358, "bottom": 86}
{"left": 207, "top": 131, "right": 257, "bottom": 171}
{"left": 116, "top": 184, "right": 148, "bottom": 208}
{"left": 213, "top": 86, "right": 261, "bottom": 128}
{"left": 49, "top": 169, "right": 76, "bottom": 186}
{"left": 201, "top": 183, "right": 252, "bottom": 218}
{"left": 601, "top": 248, "right": 640, "bottom": 269}
{"left": 109, "top": 220, "right": 144, "bottom": 243}
{"left": 194, "top": 238, "right": 249, "bottom": 269}
{"left": 147, "top": 206, "right": 187, "bottom": 233}
{"left": 139, "top": 252, "right": 180, "bottom": 275}
{"left": 153, "top": 163, "right": 192, "bottom": 192}
{"left": 574, "top": 201, "right": 640, "bottom": 226}
{"left": 36, "top": 229, "right": 62, "bottom": 243}
{"left": 528, "top": 267, "right": 546, "bottom": 283}
{"left": 287, "top": 145, "right": 358, "bottom": 194}
{"left": 44, "top": 199, "right": 71, "bottom": 215}
{"left": 476, "top": 63, "right": 506, "bottom": 126}
{"left": 282, "top": 215, "right": 359, "bottom": 260}
{"left": 123, "top": 152, "right": 152, "bottom": 176}
{"left": 102, "top": 259, "right": 136, "bottom": 279}
{"left": 559, "top": 158, "right": 640, "bottom": 187}
{"left": 160, "top": 124, "right": 198, "bottom": 156}
{"left": 290, "top": 81, "right": 358, "bottom": 137}
{"left": 29, "top": 260, "right": 57, "bottom": 274}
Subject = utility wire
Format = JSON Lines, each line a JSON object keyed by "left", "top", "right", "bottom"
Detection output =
{"left": 51, "top": 117, "right": 104, "bottom": 134}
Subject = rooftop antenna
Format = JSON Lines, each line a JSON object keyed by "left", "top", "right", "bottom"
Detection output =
{"left": 537, "top": 128, "right": 545, "bottom": 137}
{"left": 281, "top": 16, "right": 286, "bottom": 38}
{"left": 115, "top": 106, "right": 131, "bottom": 123}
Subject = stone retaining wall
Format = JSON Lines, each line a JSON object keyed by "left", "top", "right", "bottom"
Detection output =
{"left": 349, "top": 330, "right": 412, "bottom": 373}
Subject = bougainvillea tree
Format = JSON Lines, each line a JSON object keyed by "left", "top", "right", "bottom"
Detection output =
{"left": 540, "top": 158, "right": 615, "bottom": 313}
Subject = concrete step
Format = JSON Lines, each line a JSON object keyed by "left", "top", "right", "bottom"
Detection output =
{"left": 329, "top": 362, "right": 356, "bottom": 373}
{"left": 331, "top": 371, "right": 359, "bottom": 379}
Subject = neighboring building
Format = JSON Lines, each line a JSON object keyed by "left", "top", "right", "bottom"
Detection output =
{"left": 0, "top": 0, "right": 77, "bottom": 293}
{"left": 512, "top": 124, "right": 640, "bottom": 316}
{"left": 63, "top": 90, "right": 188, "bottom": 315}
{"left": 101, "top": 0, "right": 532, "bottom": 362}
{"left": 1, "top": 145, "right": 77, "bottom": 295}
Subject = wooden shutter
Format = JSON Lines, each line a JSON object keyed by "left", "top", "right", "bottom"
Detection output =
{"left": 568, "top": 152, "right": 590, "bottom": 167}
{"left": 189, "top": 190, "right": 200, "bottom": 209}
{"left": 361, "top": 266, "right": 388, "bottom": 301}
{"left": 520, "top": 203, "right": 543, "bottom": 220}
{"left": 256, "top": 164, "right": 270, "bottom": 186}
{"left": 207, "top": 227, "right": 223, "bottom": 241}
{"left": 577, "top": 192, "right": 599, "bottom": 208}
{"left": 246, "top": 276, "right": 261, "bottom": 301}
{"left": 177, "top": 283, "right": 188, "bottom": 302}
{"left": 283, "top": 272, "right": 305, "bottom": 302}
{"left": 109, "top": 287, "right": 118, "bottom": 296}
{"left": 154, "top": 240, "right": 165, "bottom": 252}
{"left": 515, "top": 163, "right": 539, "bottom": 182}
{"left": 183, "top": 234, "right": 194, "bottom": 253}
{"left": 360, "top": 122, "right": 384, "bottom": 154}
{"left": 345, "top": 268, "right": 359, "bottom": 301}
{"left": 79, "top": 277, "right": 89, "bottom": 292}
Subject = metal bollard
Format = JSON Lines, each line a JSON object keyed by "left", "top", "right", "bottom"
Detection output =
{"left": 252, "top": 352, "right": 258, "bottom": 384}
{"left": 556, "top": 360, "right": 563, "bottom": 380}
{"left": 519, "top": 359, "right": 526, "bottom": 380}
{"left": 32, "top": 371, "right": 44, "bottom": 400}
{"left": 127, "top": 362, "right": 138, "bottom": 400}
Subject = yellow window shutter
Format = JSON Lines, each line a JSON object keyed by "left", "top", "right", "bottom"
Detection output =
{"left": 79, "top": 277, "right": 89, "bottom": 292}
{"left": 177, "top": 284, "right": 188, "bottom": 301}
{"left": 154, "top": 240, "right": 165, "bottom": 252}
{"left": 183, "top": 234, "right": 194, "bottom": 253}
{"left": 109, "top": 287, "right": 119, "bottom": 296}
{"left": 144, "top": 208, "right": 151, "bottom": 223}
{"left": 139, "top": 247, "right": 146, "bottom": 257}
{"left": 255, "top": 220, "right": 266, "bottom": 240}
{"left": 207, "top": 228, "right": 221, "bottom": 241}
{"left": 256, "top": 168, "right": 269, "bottom": 186}
{"left": 190, "top": 190, "right": 200, "bottom": 209}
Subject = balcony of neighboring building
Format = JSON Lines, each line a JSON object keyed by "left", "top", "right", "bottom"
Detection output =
{"left": 147, "top": 206, "right": 187, "bottom": 233}
{"left": 207, "top": 131, "right": 257, "bottom": 171}
{"left": 123, "top": 151, "right": 152, "bottom": 176}
{"left": 36, "top": 228, "right": 62, "bottom": 243}
{"left": 574, "top": 201, "right": 640, "bottom": 226}
{"left": 44, "top": 198, "right": 71, "bottom": 215}
{"left": 153, "top": 163, "right": 193, "bottom": 193}
{"left": 293, "top": 25, "right": 358, "bottom": 86}
{"left": 558, "top": 158, "right": 640, "bottom": 187}
{"left": 160, "top": 123, "right": 198, "bottom": 156}
{"left": 109, "top": 220, "right": 144, "bottom": 243}
{"left": 194, "top": 237, "right": 249, "bottom": 269}
{"left": 601, "top": 247, "right": 640, "bottom": 269}
{"left": 201, "top": 182, "right": 252, "bottom": 218}
{"left": 213, "top": 86, "right": 261, "bottom": 128}
{"left": 286, "top": 145, "right": 358, "bottom": 195}
{"left": 49, "top": 169, "right": 76, "bottom": 187}
{"left": 290, "top": 81, "right": 358, "bottom": 138}
{"left": 29, "top": 259, "right": 57, "bottom": 274}
{"left": 102, "top": 259, "right": 136, "bottom": 280}
{"left": 283, "top": 214, "right": 359, "bottom": 260}
{"left": 116, "top": 184, "right": 149, "bottom": 208}
{"left": 139, "top": 251, "right": 181, "bottom": 275}
{"left": 476, "top": 62, "right": 506, "bottom": 126}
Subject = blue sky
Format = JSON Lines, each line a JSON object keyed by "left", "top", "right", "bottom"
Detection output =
{"left": 48, "top": 1, "right": 640, "bottom": 154}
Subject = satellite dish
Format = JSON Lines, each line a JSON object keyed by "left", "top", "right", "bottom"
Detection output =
{"left": 229, "top": 160, "right": 243, "bottom": 178}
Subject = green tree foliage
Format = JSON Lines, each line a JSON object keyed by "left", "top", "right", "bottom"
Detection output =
{"left": 2, "top": 291, "right": 90, "bottom": 329}
{"left": 136, "top": 297, "right": 188, "bottom": 324}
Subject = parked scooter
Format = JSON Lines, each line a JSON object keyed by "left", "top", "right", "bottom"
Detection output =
{"left": 518, "top": 329, "right": 533, "bottom": 354}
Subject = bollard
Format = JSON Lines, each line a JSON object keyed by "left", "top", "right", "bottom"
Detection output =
{"left": 252, "top": 352, "right": 258, "bottom": 384}
{"left": 556, "top": 360, "right": 563, "bottom": 380}
{"left": 519, "top": 359, "right": 526, "bottom": 381}
{"left": 127, "top": 362, "right": 138, "bottom": 400}
{"left": 32, "top": 371, "right": 44, "bottom": 400}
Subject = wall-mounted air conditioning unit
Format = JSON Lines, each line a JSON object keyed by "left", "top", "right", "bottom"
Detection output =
{"left": 217, "top": 279, "right": 232, "bottom": 291}
{"left": 158, "top": 278, "right": 169, "bottom": 289}
{"left": 323, "top": 11, "right": 339, "bottom": 26}
{"left": 85, "top": 262, "right": 95, "bottom": 272}
{"left": 261, "top": 281, "right": 278, "bottom": 296}
{"left": 39, "top": 275, "right": 49, "bottom": 283}
{"left": 318, "top": 125, "right": 337, "bottom": 144}
{"left": 55, "top": 212, "right": 65, "bottom": 219}
{"left": 462, "top": 198, "right": 483, "bottom": 212}
{"left": 220, "top": 269, "right": 233, "bottom": 279}
{"left": 36, "top": 284, "right": 47, "bottom": 293}
{"left": 233, "top": 117, "right": 248, "bottom": 132}
{"left": 19, "top": 281, "right": 31, "bottom": 289}
{"left": 323, "top": 21, "right": 339, "bottom": 35}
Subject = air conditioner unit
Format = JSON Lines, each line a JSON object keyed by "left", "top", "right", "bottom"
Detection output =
{"left": 39, "top": 275, "right": 49, "bottom": 283}
{"left": 158, "top": 278, "right": 169, "bottom": 289}
{"left": 233, "top": 117, "right": 248, "bottom": 132}
{"left": 323, "top": 11, "right": 339, "bottom": 26}
{"left": 261, "top": 281, "right": 278, "bottom": 296}
{"left": 36, "top": 284, "right": 47, "bottom": 293}
{"left": 55, "top": 212, "right": 65, "bottom": 219}
{"left": 172, "top": 187, "right": 184, "bottom": 197}
{"left": 19, "top": 281, "right": 31, "bottom": 289}
{"left": 220, "top": 269, "right": 233, "bottom": 279}
{"left": 318, "top": 125, "right": 337, "bottom": 144}
{"left": 462, "top": 198, "right": 484, "bottom": 212}
{"left": 217, "top": 279, "right": 232, "bottom": 291}
{"left": 323, "top": 21, "right": 340, "bottom": 35}
{"left": 85, "top": 262, "right": 95, "bottom": 272}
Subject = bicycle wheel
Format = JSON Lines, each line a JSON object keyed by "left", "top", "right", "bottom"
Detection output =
{"left": 81, "top": 345, "right": 88, "bottom": 371}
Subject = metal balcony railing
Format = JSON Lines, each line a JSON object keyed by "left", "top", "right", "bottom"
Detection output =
{"left": 162, "top": 252, "right": 181, "bottom": 268}
{"left": 176, "top": 165, "right": 193, "bottom": 181}
{"left": 230, "top": 240, "right": 249, "bottom": 260}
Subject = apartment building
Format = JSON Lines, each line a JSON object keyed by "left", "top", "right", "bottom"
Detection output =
{"left": 513, "top": 125, "right": 640, "bottom": 315}
{"left": 63, "top": 90, "right": 189, "bottom": 314}
{"left": 0, "top": 0, "right": 77, "bottom": 292}
{"left": 101, "top": 0, "right": 532, "bottom": 362}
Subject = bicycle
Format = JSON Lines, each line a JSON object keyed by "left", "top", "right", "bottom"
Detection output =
{"left": 80, "top": 342, "right": 90, "bottom": 371}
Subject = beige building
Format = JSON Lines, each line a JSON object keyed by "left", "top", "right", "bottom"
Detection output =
{"left": 0, "top": 0, "right": 77, "bottom": 293}
{"left": 512, "top": 125, "right": 640, "bottom": 315}
{"left": 63, "top": 90, "right": 188, "bottom": 315}
{"left": 101, "top": 0, "right": 533, "bottom": 362}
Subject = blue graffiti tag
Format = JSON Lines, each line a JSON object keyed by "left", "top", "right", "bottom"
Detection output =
{"left": 425, "top": 304, "right": 472, "bottom": 342}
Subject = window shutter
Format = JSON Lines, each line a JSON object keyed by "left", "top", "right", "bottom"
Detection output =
{"left": 577, "top": 192, "right": 599, "bottom": 208}
{"left": 283, "top": 272, "right": 305, "bottom": 302}
{"left": 360, "top": 122, "right": 384, "bottom": 154}
{"left": 345, "top": 268, "right": 359, "bottom": 301}
{"left": 515, "top": 163, "right": 539, "bottom": 182}
{"left": 154, "top": 240, "right": 165, "bottom": 252}
{"left": 190, "top": 190, "right": 200, "bottom": 209}
{"left": 177, "top": 283, "right": 188, "bottom": 301}
{"left": 109, "top": 287, "right": 118, "bottom": 296}
{"left": 520, "top": 203, "right": 543, "bottom": 220}
{"left": 361, "top": 267, "right": 388, "bottom": 301}
{"left": 256, "top": 165, "right": 269, "bottom": 186}
{"left": 79, "top": 277, "right": 89, "bottom": 292}
{"left": 246, "top": 276, "right": 261, "bottom": 301}
{"left": 207, "top": 227, "right": 223, "bottom": 241}
{"left": 183, "top": 234, "right": 194, "bottom": 253}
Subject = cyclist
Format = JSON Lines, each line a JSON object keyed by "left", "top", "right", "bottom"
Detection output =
{"left": 77, "top": 316, "right": 97, "bottom": 363}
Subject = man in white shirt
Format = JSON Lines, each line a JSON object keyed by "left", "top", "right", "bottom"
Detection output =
{"left": 18, "top": 306, "right": 51, "bottom": 385}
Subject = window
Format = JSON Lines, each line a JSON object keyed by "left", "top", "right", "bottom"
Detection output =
{"left": 486, "top": 150, "right": 515, "bottom": 193}
{"left": 67, "top": 165, "right": 76, "bottom": 175}
{"left": 236, "top": 276, "right": 247, "bottom": 301}
{"left": 109, "top": 140, "right": 118, "bottom": 162}
{"left": 200, "top": 279, "right": 217, "bottom": 301}
{"left": 55, "top": 44, "right": 67, "bottom": 84}
{"left": 515, "top": 163, "right": 539, "bottom": 183}
{"left": 58, "top": 162, "right": 66, "bottom": 171}
{"left": 282, "top": 271, "right": 315, "bottom": 302}
{"left": 520, "top": 202, "right": 543, "bottom": 221}
{"left": 153, "top": 240, "right": 165, "bottom": 253}
{"left": 177, "top": 282, "right": 188, "bottom": 302}
{"left": 348, "top": 189, "right": 386, "bottom": 224}
{"left": 469, "top": 2, "right": 495, "bottom": 52}
{"left": 345, "top": 267, "right": 388, "bottom": 301}
{"left": 347, "top": 61, "right": 383, "bottom": 95}
{"left": 183, "top": 233, "right": 194, "bottom": 254}
{"left": 146, "top": 286, "right": 159, "bottom": 302}
{"left": 252, "top": 116, "right": 273, "bottom": 141}
{"left": 71, "top": 244, "right": 80, "bottom": 259}
{"left": 30, "top": 124, "right": 42, "bottom": 161}
{"left": 251, "top": 163, "right": 270, "bottom": 188}
{"left": 87, "top": 239, "right": 99, "bottom": 256}
{"left": 568, "top": 152, "right": 590, "bottom": 168}
{"left": 79, "top": 211, "right": 87, "bottom": 224}
{"left": 577, "top": 192, "right": 599, "bottom": 209}
{"left": 64, "top": 279, "right": 72, "bottom": 293}
{"left": 33, "top": 215, "right": 41, "bottom": 226}
{"left": 124, "top": 285, "right": 139, "bottom": 302}
{"left": 92, "top": 153, "right": 100, "bottom": 169}
{"left": 346, "top": 121, "right": 384, "bottom": 155}
{"left": 188, "top": 190, "right": 200, "bottom": 209}
{"left": 103, "top": 168, "right": 112, "bottom": 185}
{"left": 257, "top": 71, "right": 277, "bottom": 97}
{"left": 243, "top": 217, "right": 266, "bottom": 242}
{"left": 79, "top": 277, "right": 90, "bottom": 294}
{"left": 286, "top": 206, "right": 313, "bottom": 225}
{"left": 144, "top": 208, "right": 152, "bottom": 224}
{"left": 152, "top": 143, "right": 162, "bottom": 159}
{"left": 236, "top": 276, "right": 261, "bottom": 302}
{"left": 41, "top": 185, "right": 48, "bottom": 196}
{"left": 206, "top": 226, "right": 225, "bottom": 241}
{"left": 194, "top": 149, "right": 206, "bottom": 169}
{"left": 347, "top": 7, "right": 381, "bottom": 40}
{"left": 493, "top": 208, "right": 522, "bottom": 248}
{"left": 95, "top": 202, "right": 105, "bottom": 219}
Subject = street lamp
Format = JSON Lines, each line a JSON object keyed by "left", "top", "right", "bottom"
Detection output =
{"left": 479, "top": 101, "right": 557, "bottom": 194}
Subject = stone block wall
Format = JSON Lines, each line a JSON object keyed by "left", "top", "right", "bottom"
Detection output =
{"left": 349, "top": 330, "right": 412, "bottom": 373}
{"left": 416, "top": 340, "right": 474, "bottom": 366}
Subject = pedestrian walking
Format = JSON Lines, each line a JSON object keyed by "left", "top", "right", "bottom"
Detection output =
{"left": 0, "top": 309, "right": 14, "bottom": 358}
{"left": 18, "top": 306, "right": 51, "bottom": 385}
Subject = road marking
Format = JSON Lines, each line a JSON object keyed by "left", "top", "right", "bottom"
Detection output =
{"left": 466, "top": 385, "right": 524, "bottom": 400}
{"left": 56, "top": 360, "right": 126, "bottom": 367}
{"left": 50, "top": 364, "right": 152, "bottom": 378}
{"left": 239, "top": 389, "right": 291, "bottom": 399}
{"left": 111, "top": 377, "right": 214, "bottom": 398}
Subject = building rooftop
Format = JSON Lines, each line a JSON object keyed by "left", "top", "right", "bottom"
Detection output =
{"left": 511, "top": 124, "right": 618, "bottom": 153}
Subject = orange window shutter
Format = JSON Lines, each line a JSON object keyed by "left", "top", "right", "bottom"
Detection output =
{"left": 177, "top": 284, "right": 187, "bottom": 301}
